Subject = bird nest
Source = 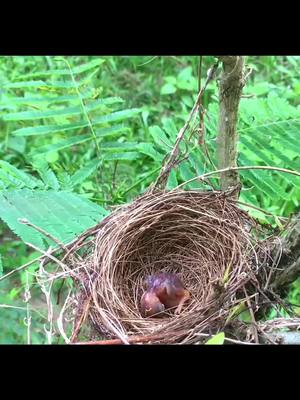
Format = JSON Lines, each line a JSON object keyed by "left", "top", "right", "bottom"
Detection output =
{"left": 63, "top": 189, "right": 270, "bottom": 344}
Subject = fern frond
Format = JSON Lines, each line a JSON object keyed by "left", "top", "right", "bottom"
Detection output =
{"left": 0, "top": 189, "right": 108, "bottom": 249}
{"left": 70, "top": 159, "right": 101, "bottom": 187}
{"left": 0, "top": 161, "right": 42, "bottom": 189}
{"left": 12, "top": 109, "right": 140, "bottom": 137}
{"left": 3, "top": 97, "right": 124, "bottom": 121}
{"left": 16, "top": 58, "right": 105, "bottom": 79}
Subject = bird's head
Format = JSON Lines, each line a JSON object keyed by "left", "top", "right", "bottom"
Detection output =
{"left": 140, "top": 291, "right": 165, "bottom": 317}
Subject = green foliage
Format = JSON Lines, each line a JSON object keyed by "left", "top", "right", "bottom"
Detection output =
{"left": 1, "top": 55, "right": 300, "bottom": 343}
{"left": 0, "top": 188, "right": 108, "bottom": 249}
{"left": 205, "top": 332, "right": 225, "bottom": 344}
{"left": 143, "top": 92, "right": 300, "bottom": 221}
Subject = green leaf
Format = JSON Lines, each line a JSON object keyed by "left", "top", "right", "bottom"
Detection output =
{"left": 162, "top": 117, "right": 178, "bottom": 140}
{"left": 4, "top": 80, "right": 76, "bottom": 89}
{"left": 137, "top": 143, "right": 163, "bottom": 162}
{"left": 92, "top": 108, "right": 141, "bottom": 124}
{"left": 70, "top": 158, "right": 101, "bottom": 186}
{"left": 164, "top": 76, "right": 177, "bottom": 85}
{"left": 13, "top": 110, "right": 140, "bottom": 136}
{"left": 0, "top": 161, "right": 42, "bottom": 189}
{"left": 4, "top": 91, "right": 93, "bottom": 105}
{"left": 7, "top": 136, "right": 26, "bottom": 154}
{"left": 3, "top": 97, "right": 124, "bottom": 121}
{"left": 179, "top": 163, "right": 199, "bottom": 189}
{"left": 13, "top": 122, "right": 89, "bottom": 137}
{"left": 103, "top": 152, "right": 141, "bottom": 161}
{"left": 205, "top": 332, "right": 225, "bottom": 345}
{"left": 0, "top": 189, "right": 109, "bottom": 250}
{"left": 222, "top": 263, "right": 231, "bottom": 284}
{"left": 160, "top": 83, "right": 177, "bottom": 95}
{"left": 37, "top": 167, "right": 60, "bottom": 190}
{"left": 29, "top": 125, "right": 129, "bottom": 156}
{"left": 149, "top": 125, "right": 173, "bottom": 150}
{"left": 72, "top": 58, "right": 106, "bottom": 74}
{"left": 21, "top": 58, "right": 106, "bottom": 77}
{"left": 30, "top": 135, "right": 93, "bottom": 156}
{"left": 166, "top": 170, "right": 178, "bottom": 189}
{"left": 239, "top": 155, "right": 289, "bottom": 200}
{"left": 101, "top": 142, "right": 140, "bottom": 152}
{"left": 0, "top": 254, "right": 3, "bottom": 277}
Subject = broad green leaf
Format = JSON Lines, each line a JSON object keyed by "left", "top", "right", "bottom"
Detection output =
{"left": 160, "top": 83, "right": 177, "bottom": 95}
{"left": 162, "top": 117, "right": 178, "bottom": 140}
{"left": 206, "top": 332, "right": 225, "bottom": 345}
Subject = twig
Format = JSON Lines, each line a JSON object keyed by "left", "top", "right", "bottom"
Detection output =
{"left": 25, "top": 242, "right": 68, "bottom": 270}
{"left": 194, "top": 332, "right": 255, "bottom": 345}
{"left": 0, "top": 255, "right": 43, "bottom": 283}
{"left": 24, "top": 271, "right": 32, "bottom": 345}
{"left": 37, "top": 252, "right": 55, "bottom": 344}
{"left": 174, "top": 165, "right": 300, "bottom": 190}
{"left": 264, "top": 237, "right": 282, "bottom": 291}
{"left": 60, "top": 57, "right": 100, "bottom": 155}
{"left": 152, "top": 60, "right": 219, "bottom": 189}
{"left": 111, "top": 161, "right": 119, "bottom": 193}
{"left": 57, "top": 289, "right": 72, "bottom": 344}
{"left": 73, "top": 332, "right": 177, "bottom": 345}
{"left": 70, "top": 295, "right": 92, "bottom": 343}
{"left": 197, "top": 56, "right": 203, "bottom": 141}
{"left": 0, "top": 225, "right": 94, "bottom": 283}
{"left": 19, "top": 218, "right": 68, "bottom": 252}
{"left": 243, "top": 287, "right": 259, "bottom": 344}
{"left": 235, "top": 199, "right": 287, "bottom": 220}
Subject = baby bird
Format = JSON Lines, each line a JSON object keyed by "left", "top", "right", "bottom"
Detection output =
{"left": 140, "top": 272, "right": 190, "bottom": 318}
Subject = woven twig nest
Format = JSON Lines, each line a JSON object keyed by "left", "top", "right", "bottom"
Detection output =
{"left": 67, "top": 189, "right": 269, "bottom": 344}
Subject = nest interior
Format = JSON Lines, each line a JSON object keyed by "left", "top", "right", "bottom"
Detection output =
{"left": 70, "top": 190, "right": 265, "bottom": 344}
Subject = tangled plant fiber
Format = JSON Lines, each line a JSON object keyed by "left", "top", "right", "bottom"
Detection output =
{"left": 66, "top": 189, "right": 269, "bottom": 344}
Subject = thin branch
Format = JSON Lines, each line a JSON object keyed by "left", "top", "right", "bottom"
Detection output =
{"left": 18, "top": 218, "right": 68, "bottom": 252}
{"left": 59, "top": 57, "right": 100, "bottom": 155}
{"left": 74, "top": 332, "right": 179, "bottom": 345}
{"left": 174, "top": 165, "right": 300, "bottom": 190}
{"left": 152, "top": 60, "right": 219, "bottom": 190}
{"left": 25, "top": 242, "right": 68, "bottom": 270}
{"left": 243, "top": 287, "right": 259, "bottom": 344}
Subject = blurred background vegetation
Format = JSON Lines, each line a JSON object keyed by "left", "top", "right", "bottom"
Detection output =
{"left": 1, "top": 55, "right": 300, "bottom": 343}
